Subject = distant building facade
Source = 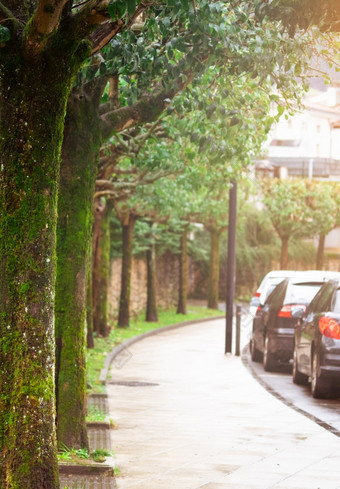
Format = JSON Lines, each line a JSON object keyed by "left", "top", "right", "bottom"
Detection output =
{"left": 257, "top": 84, "right": 340, "bottom": 258}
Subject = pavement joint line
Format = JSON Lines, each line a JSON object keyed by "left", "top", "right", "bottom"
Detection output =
{"left": 241, "top": 345, "right": 340, "bottom": 439}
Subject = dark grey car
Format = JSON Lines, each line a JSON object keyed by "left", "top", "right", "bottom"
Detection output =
{"left": 293, "top": 279, "right": 340, "bottom": 398}
{"left": 250, "top": 275, "right": 327, "bottom": 372}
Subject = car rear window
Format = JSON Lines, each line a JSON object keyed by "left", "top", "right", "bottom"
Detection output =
{"left": 284, "top": 282, "right": 322, "bottom": 305}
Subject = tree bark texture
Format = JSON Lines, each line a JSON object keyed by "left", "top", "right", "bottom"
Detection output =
{"left": 146, "top": 225, "right": 158, "bottom": 322}
{"left": 0, "top": 45, "right": 84, "bottom": 488}
{"left": 280, "top": 236, "right": 290, "bottom": 270}
{"left": 118, "top": 214, "right": 136, "bottom": 327}
{"left": 316, "top": 234, "right": 326, "bottom": 270}
{"left": 207, "top": 229, "right": 220, "bottom": 310}
{"left": 86, "top": 264, "right": 95, "bottom": 349}
{"left": 55, "top": 92, "right": 101, "bottom": 449}
{"left": 92, "top": 198, "right": 112, "bottom": 337}
{"left": 177, "top": 228, "right": 188, "bottom": 315}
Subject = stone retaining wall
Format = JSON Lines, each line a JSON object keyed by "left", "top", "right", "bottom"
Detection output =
{"left": 108, "top": 252, "right": 199, "bottom": 320}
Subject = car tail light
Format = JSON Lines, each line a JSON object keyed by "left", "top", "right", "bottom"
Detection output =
{"left": 255, "top": 291, "right": 261, "bottom": 297}
{"left": 319, "top": 316, "right": 340, "bottom": 340}
{"left": 278, "top": 304, "right": 306, "bottom": 318}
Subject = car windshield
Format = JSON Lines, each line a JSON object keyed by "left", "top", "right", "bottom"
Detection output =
{"left": 284, "top": 282, "right": 322, "bottom": 305}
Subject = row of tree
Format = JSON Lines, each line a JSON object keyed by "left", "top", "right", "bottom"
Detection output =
{"left": 107, "top": 177, "right": 340, "bottom": 325}
{"left": 0, "top": 0, "right": 339, "bottom": 486}
{"left": 262, "top": 178, "right": 340, "bottom": 269}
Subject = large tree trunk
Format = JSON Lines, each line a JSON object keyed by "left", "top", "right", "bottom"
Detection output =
{"left": 0, "top": 47, "right": 83, "bottom": 488}
{"left": 92, "top": 198, "right": 112, "bottom": 337}
{"left": 55, "top": 92, "right": 101, "bottom": 450}
{"left": 316, "top": 234, "right": 326, "bottom": 270}
{"left": 146, "top": 224, "right": 158, "bottom": 322}
{"left": 118, "top": 214, "right": 136, "bottom": 327}
{"left": 280, "top": 236, "right": 290, "bottom": 270}
{"left": 177, "top": 227, "right": 188, "bottom": 315}
{"left": 207, "top": 229, "right": 220, "bottom": 310}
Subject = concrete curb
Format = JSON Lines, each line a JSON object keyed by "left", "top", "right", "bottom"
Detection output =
{"left": 99, "top": 315, "right": 224, "bottom": 383}
{"left": 241, "top": 345, "right": 340, "bottom": 438}
{"left": 59, "top": 461, "right": 114, "bottom": 476}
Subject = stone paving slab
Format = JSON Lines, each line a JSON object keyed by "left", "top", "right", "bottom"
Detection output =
{"left": 107, "top": 318, "right": 340, "bottom": 489}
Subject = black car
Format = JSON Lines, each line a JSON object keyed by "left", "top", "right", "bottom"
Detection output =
{"left": 292, "top": 279, "right": 340, "bottom": 398}
{"left": 250, "top": 274, "right": 330, "bottom": 371}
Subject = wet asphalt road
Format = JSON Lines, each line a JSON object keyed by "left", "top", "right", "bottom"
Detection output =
{"left": 239, "top": 309, "right": 340, "bottom": 438}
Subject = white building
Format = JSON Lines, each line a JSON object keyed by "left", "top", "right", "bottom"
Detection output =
{"left": 259, "top": 83, "right": 340, "bottom": 258}
{"left": 266, "top": 85, "right": 340, "bottom": 178}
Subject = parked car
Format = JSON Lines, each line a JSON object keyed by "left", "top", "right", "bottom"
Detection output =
{"left": 250, "top": 271, "right": 340, "bottom": 371}
{"left": 249, "top": 270, "right": 299, "bottom": 318}
{"left": 292, "top": 277, "right": 340, "bottom": 398}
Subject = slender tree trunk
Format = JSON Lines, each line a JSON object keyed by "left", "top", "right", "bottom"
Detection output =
{"left": 280, "top": 236, "right": 290, "bottom": 270}
{"left": 207, "top": 229, "right": 220, "bottom": 309}
{"left": 55, "top": 92, "right": 101, "bottom": 449}
{"left": 0, "top": 46, "right": 84, "bottom": 488}
{"left": 146, "top": 224, "right": 158, "bottom": 322}
{"left": 316, "top": 234, "right": 326, "bottom": 270}
{"left": 87, "top": 264, "right": 95, "bottom": 349}
{"left": 92, "top": 199, "right": 112, "bottom": 337}
{"left": 177, "top": 227, "right": 188, "bottom": 315}
{"left": 118, "top": 215, "right": 136, "bottom": 327}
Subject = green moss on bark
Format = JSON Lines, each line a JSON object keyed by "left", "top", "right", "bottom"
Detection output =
{"left": 55, "top": 91, "right": 103, "bottom": 449}
{"left": 0, "top": 38, "right": 89, "bottom": 488}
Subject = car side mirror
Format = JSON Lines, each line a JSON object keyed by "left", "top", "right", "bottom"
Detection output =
{"left": 291, "top": 307, "right": 305, "bottom": 319}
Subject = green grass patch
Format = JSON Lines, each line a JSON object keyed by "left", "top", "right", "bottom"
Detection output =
{"left": 58, "top": 446, "right": 114, "bottom": 464}
{"left": 86, "top": 406, "right": 107, "bottom": 422}
{"left": 87, "top": 305, "right": 223, "bottom": 393}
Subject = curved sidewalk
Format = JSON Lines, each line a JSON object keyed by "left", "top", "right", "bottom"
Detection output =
{"left": 107, "top": 318, "right": 340, "bottom": 489}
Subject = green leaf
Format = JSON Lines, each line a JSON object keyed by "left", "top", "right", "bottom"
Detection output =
{"left": 0, "top": 26, "right": 10, "bottom": 43}
{"left": 127, "top": 0, "right": 136, "bottom": 16}
{"left": 108, "top": 0, "right": 126, "bottom": 19}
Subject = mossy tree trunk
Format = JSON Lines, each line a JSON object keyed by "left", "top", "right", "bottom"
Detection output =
{"left": 207, "top": 228, "right": 221, "bottom": 310}
{"left": 177, "top": 227, "right": 189, "bottom": 315}
{"left": 280, "top": 236, "right": 290, "bottom": 270}
{"left": 118, "top": 213, "right": 137, "bottom": 327}
{"left": 55, "top": 90, "right": 103, "bottom": 449}
{"left": 87, "top": 264, "right": 95, "bottom": 349}
{"left": 92, "top": 198, "right": 112, "bottom": 337}
{"left": 0, "top": 43, "right": 85, "bottom": 488}
{"left": 146, "top": 223, "right": 158, "bottom": 322}
{"left": 316, "top": 234, "right": 326, "bottom": 270}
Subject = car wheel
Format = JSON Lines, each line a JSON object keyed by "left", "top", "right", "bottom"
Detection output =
{"left": 250, "top": 337, "right": 262, "bottom": 362}
{"left": 263, "top": 335, "right": 276, "bottom": 372}
{"left": 311, "top": 349, "right": 331, "bottom": 399}
{"left": 292, "top": 348, "right": 308, "bottom": 385}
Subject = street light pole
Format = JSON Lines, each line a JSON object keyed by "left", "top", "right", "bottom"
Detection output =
{"left": 225, "top": 180, "right": 237, "bottom": 354}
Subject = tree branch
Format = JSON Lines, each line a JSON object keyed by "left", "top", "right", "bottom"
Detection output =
{"left": 99, "top": 49, "right": 209, "bottom": 140}
{"left": 23, "top": 0, "right": 70, "bottom": 52}
{"left": 99, "top": 84, "right": 177, "bottom": 139}
{"left": 0, "top": 2, "right": 23, "bottom": 32}
{"left": 90, "top": 20, "right": 123, "bottom": 54}
{"left": 71, "top": 0, "right": 150, "bottom": 47}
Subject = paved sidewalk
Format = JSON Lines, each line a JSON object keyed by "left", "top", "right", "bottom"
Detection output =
{"left": 107, "top": 319, "right": 340, "bottom": 489}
